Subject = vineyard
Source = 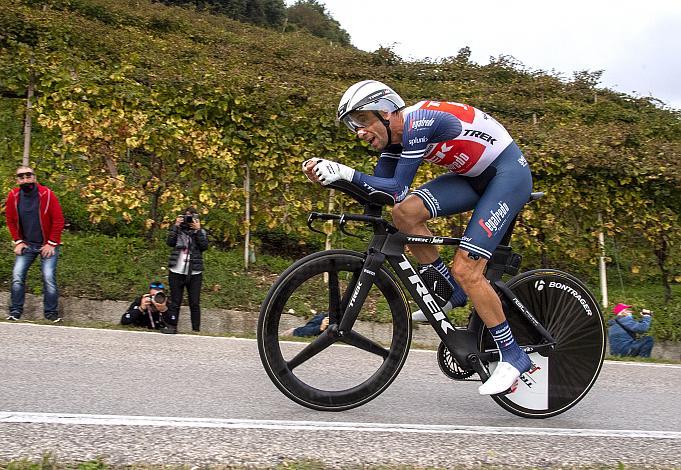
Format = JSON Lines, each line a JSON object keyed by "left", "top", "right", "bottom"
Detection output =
{"left": 0, "top": 0, "right": 679, "bottom": 313}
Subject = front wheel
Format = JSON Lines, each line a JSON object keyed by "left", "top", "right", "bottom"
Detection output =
{"left": 478, "top": 269, "right": 606, "bottom": 418}
{"left": 257, "top": 250, "right": 411, "bottom": 411}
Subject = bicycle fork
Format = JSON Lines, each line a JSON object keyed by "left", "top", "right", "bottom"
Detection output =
{"left": 334, "top": 248, "right": 388, "bottom": 335}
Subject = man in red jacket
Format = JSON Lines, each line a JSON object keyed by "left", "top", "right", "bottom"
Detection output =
{"left": 5, "top": 166, "right": 64, "bottom": 322}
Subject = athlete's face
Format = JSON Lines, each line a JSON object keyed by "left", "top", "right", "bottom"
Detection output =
{"left": 354, "top": 112, "right": 388, "bottom": 150}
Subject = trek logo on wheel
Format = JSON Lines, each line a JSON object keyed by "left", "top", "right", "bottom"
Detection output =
{"left": 534, "top": 280, "right": 545, "bottom": 291}
{"left": 398, "top": 257, "right": 454, "bottom": 334}
{"left": 519, "top": 363, "right": 542, "bottom": 389}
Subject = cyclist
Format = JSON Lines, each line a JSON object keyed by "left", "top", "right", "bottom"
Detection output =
{"left": 302, "top": 80, "right": 533, "bottom": 395}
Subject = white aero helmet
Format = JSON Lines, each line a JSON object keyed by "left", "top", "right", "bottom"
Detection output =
{"left": 337, "top": 80, "right": 405, "bottom": 133}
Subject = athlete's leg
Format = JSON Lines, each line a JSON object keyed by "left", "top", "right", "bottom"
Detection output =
{"left": 393, "top": 197, "right": 456, "bottom": 313}
{"left": 451, "top": 250, "right": 531, "bottom": 393}
{"left": 451, "top": 252, "right": 505, "bottom": 324}
{"left": 450, "top": 143, "right": 533, "bottom": 394}
{"left": 394, "top": 175, "right": 479, "bottom": 314}
{"left": 392, "top": 174, "right": 480, "bottom": 263}
{"left": 391, "top": 195, "right": 437, "bottom": 263}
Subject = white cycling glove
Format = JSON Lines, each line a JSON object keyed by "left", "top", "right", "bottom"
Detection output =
{"left": 302, "top": 158, "right": 322, "bottom": 183}
{"left": 313, "top": 159, "right": 355, "bottom": 186}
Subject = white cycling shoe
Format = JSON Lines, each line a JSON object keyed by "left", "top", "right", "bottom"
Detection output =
{"left": 412, "top": 301, "right": 453, "bottom": 323}
{"left": 478, "top": 362, "right": 522, "bottom": 395}
{"left": 411, "top": 310, "right": 428, "bottom": 322}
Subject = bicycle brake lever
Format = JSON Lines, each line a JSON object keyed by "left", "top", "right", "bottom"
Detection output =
{"left": 339, "top": 215, "right": 364, "bottom": 239}
{"left": 306, "top": 214, "right": 326, "bottom": 236}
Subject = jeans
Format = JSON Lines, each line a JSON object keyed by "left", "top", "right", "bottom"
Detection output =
{"left": 293, "top": 313, "right": 328, "bottom": 337}
{"left": 628, "top": 336, "right": 654, "bottom": 358}
{"left": 10, "top": 245, "right": 59, "bottom": 318}
{"left": 168, "top": 271, "right": 202, "bottom": 331}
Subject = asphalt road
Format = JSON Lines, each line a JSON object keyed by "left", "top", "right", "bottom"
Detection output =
{"left": 1, "top": 322, "right": 680, "bottom": 468}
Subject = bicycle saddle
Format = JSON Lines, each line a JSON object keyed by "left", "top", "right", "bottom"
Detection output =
{"left": 528, "top": 192, "right": 544, "bottom": 202}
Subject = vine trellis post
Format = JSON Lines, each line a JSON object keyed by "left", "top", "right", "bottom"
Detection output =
{"left": 244, "top": 164, "right": 251, "bottom": 270}
{"left": 597, "top": 213, "right": 608, "bottom": 308}
{"left": 22, "top": 57, "right": 35, "bottom": 167}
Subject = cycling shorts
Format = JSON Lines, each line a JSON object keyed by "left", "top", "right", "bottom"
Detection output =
{"left": 411, "top": 142, "right": 532, "bottom": 259}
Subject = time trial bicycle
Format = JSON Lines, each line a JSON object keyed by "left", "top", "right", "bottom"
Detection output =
{"left": 257, "top": 181, "right": 605, "bottom": 418}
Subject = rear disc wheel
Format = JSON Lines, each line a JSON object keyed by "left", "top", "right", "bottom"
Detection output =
{"left": 478, "top": 269, "right": 605, "bottom": 418}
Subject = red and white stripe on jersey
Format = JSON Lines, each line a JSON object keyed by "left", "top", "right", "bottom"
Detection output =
{"left": 417, "top": 100, "right": 513, "bottom": 177}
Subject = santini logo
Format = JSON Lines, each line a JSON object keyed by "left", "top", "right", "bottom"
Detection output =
{"left": 410, "top": 118, "right": 435, "bottom": 130}
{"left": 361, "top": 182, "right": 377, "bottom": 192}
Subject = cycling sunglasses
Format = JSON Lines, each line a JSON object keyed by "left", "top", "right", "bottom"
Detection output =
{"left": 340, "top": 111, "right": 377, "bottom": 133}
{"left": 149, "top": 282, "right": 165, "bottom": 290}
{"left": 16, "top": 172, "right": 34, "bottom": 179}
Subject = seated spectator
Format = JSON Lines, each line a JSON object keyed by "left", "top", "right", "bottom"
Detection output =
{"left": 121, "top": 281, "right": 174, "bottom": 331}
{"left": 607, "top": 303, "right": 654, "bottom": 358}
{"left": 283, "top": 313, "right": 330, "bottom": 337}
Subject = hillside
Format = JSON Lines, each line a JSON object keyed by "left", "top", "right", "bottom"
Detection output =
{"left": 0, "top": 0, "right": 679, "bottom": 295}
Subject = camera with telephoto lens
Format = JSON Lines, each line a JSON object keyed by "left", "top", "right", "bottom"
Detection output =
{"left": 180, "top": 214, "right": 197, "bottom": 229}
{"left": 145, "top": 292, "right": 167, "bottom": 304}
{"left": 641, "top": 308, "right": 653, "bottom": 316}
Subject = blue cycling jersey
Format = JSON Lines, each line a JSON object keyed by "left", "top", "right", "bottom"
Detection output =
{"left": 351, "top": 101, "right": 515, "bottom": 202}
{"left": 349, "top": 100, "right": 532, "bottom": 259}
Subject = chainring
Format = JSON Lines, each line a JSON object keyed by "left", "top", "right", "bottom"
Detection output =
{"left": 437, "top": 342, "right": 477, "bottom": 381}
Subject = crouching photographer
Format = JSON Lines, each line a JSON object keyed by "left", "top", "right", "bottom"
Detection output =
{"left": 121, "top": 281, "right": 174, "bottom": 330}
{"left": 165, "top": 206, "right": 208, "bottom": 334}
{"left": 608, "top": 303, "right": 654, "bottom": 358}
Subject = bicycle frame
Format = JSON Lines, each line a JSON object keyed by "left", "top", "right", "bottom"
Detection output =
{"left": 307, "top": 210, "right": 556, "bottom": 380}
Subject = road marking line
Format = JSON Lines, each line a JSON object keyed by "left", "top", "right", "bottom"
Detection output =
{"left": 1, "top": 412, "right": 679, "bottom": 439}
{"left": 603, "top": 361, "right": 681, "bottom": 369}
{"left": 0, "top": 322, "right": 253, "bottom": 341}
